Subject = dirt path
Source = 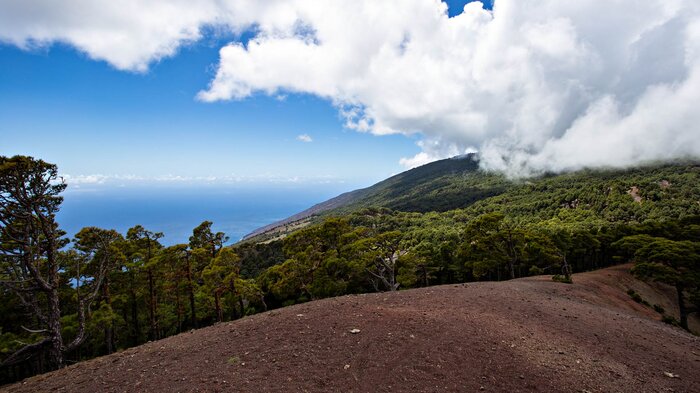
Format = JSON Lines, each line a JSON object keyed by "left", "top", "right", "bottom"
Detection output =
{"left": 4, "top": 265, "right": 699, "bottom": 392}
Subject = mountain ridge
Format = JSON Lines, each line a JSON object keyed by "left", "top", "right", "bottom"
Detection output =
{"left": 242, "top": 155, "right": 700, "bottom": 243}
{"left": 242, "top": 154, "right": 497, "bottom": 241}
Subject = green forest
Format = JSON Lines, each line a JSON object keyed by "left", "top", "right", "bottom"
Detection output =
{"left": 1, "top": 155, "right": 699, "bottom": 384}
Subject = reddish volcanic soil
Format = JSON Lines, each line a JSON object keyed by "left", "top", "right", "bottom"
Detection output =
{"left": 4, "top": 264, "right": 699, "bottom": 393}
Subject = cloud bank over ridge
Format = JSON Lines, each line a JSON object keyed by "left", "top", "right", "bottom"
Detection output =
{"left": 2, "top": 0, "right": 699, "bottom": 176}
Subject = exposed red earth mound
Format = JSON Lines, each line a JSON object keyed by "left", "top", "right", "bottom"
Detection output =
{"left": 4, "top": 265, "right": 699, "bottom": 393}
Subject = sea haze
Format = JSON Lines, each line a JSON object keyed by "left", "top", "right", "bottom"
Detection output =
{"left": 57, "top": 184, "right": 349, "bottom": 246}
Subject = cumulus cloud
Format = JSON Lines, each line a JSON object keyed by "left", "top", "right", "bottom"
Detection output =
{"left": 296, "top": 134, "right": 313, "bottom": 143}
{"left": 196, "top": 0, "right": 700, "bottom": 176}
{"left": 0, "top": 0, "right": 218, "bottom": 71}
{"left": 3, "top": 0, "right": 700, "bottom": 175}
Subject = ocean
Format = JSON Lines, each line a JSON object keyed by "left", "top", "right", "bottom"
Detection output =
{"left": 56, "top": 185, "right": 348, "bottom": 246}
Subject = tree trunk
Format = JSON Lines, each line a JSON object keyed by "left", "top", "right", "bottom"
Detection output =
{"left": 129, "top": 283, "right": 140, "bottom": 346}
{"left": 121, "top": 305, "right": 130, "bottom": 346}
{"left": 44, "top": 232, "right": 64, "bottom": 370}
{"left": 230, "top": 279, "right": 240, "bottom": 320}
{"left": 508, "top": 258, "right": 516, "bottom": 280}
{"left": 238, "top": 297, "right": 245, "bottom": 318}
{"left": 507, "top": 237, "right": 517, "bottom": 280}
{"left": 47, "top": 287, "right": 63, "bottom": 369}
{"left": 175, "top": 279, "right": 183, "bottom": 333}
{"left": 103, "top": 278, "right": 114, "bottom": 354}
{"left": 146, "top": 241, "right": 159, "bottom": 340}
{"left": 185, "top": 255, "right": 197, "bottom": 328}
{"left": 419, "top": 264, "right": 428, "bottom": 287}
{"left": 214, "top": 290, "right": 223, "bottom": 322}
{"left": 147, "top": 268, "right": 158, "bottom": 340}
{"left": 676, "top": 284, "right": 689, "bottom": 330}
{"left": 562, "top": 254, "right": 572, "bottom": 281}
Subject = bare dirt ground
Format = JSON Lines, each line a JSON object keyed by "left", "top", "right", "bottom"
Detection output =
{"left": 4, "top": 264, "right": 699, "bottom": 392}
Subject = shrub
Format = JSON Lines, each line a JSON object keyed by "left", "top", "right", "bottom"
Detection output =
{"left": 552, "top": 274, "right": 572, "bottom": 284}
{"left": 662, "top": 316, "right": 680, "bottom": 327}
{"left": 627, "top": 289, "right": 644, "bottom": 303}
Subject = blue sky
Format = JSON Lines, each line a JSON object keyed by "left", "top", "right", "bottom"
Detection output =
{"left": 1, "top": 1, "right": 485, "bottom": 190}
{"left": 0, "top": 40, "right": 417, "bottom": 188}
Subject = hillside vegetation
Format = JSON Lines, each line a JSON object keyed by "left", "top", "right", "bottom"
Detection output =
{"left": 245, "top": 156, "right": 700, "bottom": 242}
{"left": 236, "top": 158, "right": 700, "bottom": 333}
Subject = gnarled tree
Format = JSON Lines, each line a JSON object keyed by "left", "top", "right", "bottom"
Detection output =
{"left": 615, "top": 234, "right": 700, "bottom": 330}
{"left": 0, "top": 156, "right": 109, "bottom": 369}
{"left": 189, "top": 221, "right": 229, "bottom": 259}
{"left": 71, "top": 227, "right": 124, "bottom": 355}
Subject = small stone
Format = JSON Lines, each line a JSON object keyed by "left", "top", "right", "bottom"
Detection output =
{"left": 663, "top": 371, "right": 679, "bottom": 378}
{"left": 350, "top": 328, "right": 361, "bottom": 334}
{"left": 344, "top": 364, "right": 351, "bottom": 370}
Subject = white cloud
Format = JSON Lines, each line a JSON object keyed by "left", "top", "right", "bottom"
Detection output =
{"left": 3, "top": 0, "right": 700, "bottom": 176}
{"left": 60, "top": 173, "right": 341, "bottom": 187}
{"left": 60, "top": 174, "right": 142, "bottom": 185}
{"left": 296, "top": 133, "right": 313, "bottom": 143}
{"left": 0, "top": 0, "right": 225, "bottom": 71}
{"left": 399, "top": 152, "right": 432, "bottom": 169}
{"left": 197, "top": 0, "right": 700, "bottom": 176}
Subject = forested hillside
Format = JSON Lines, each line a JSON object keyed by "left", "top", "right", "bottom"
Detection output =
{"left": 246, "top": 155, "right": 700, "bottom": 242}
{"left": 243, "top": 155, "right": 495, "bottom": 240}
{"left": 2, "top": 155, "right": 699, "bottom": 384}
